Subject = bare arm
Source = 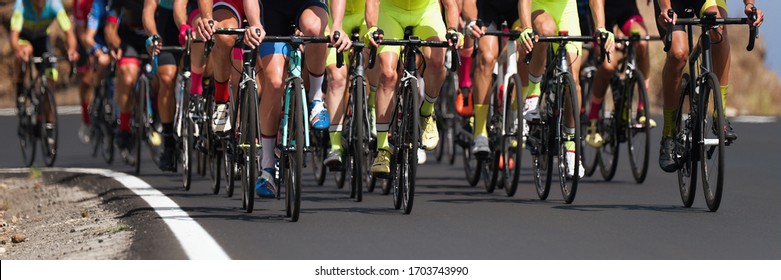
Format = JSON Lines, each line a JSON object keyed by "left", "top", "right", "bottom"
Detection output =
{"left": 519, "top": 0, "right": 531, "bottom": 30}
{"left": 365, "top": 0, "right": 379, "bottom": 29}
{"left": 143, "top": 0, "right": 159, "bottom": 37}
{"left": 173, "top": 0, "right": 188, "bottom": 27}
{"left": 442, "top": 0, "right": 459, "bottom": 30}
{"left": 589, "top": 0, "right": 605, "bottom": 30}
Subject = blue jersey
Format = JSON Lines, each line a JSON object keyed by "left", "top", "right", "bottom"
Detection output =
{"left": 11, "top": 0, "right": 72, "bottom": 39}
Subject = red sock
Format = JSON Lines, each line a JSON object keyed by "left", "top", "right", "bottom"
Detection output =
{"left": 589, "top": 100, "right": 602, "bottom": 121}
{"left": 120, "top": 112, "right": 131, "bottom": 132}
{"left": 458, "top": 55, "right": 472, "bottom": 89}
{"left": 215, "top": 80, "right": 230, "bottom": 103}
{"left": 81, "top": 102, "right": 90, "bottom": 124}
{"left": 637, "top": 99, "right": 645, "bottom": 111}
{"left": 191, "top": 72, "right": 203, "bottom": 96}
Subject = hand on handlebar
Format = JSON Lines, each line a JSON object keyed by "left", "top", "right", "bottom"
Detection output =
{"left": 145, "top": 35, "right": 161, "bottom": 56}
{"left": 597, "top": 28, "right": 615, "bottom": 56}
{"left": 365, "top": 26, "right": 383, "bottom": 48}
{"left": 179, "top": 24, "right": 193, "bottom": 46}
{"left": 244, "top": 25, "right": 265, "bottom": 49}
{"left": 658, "top": 9, "right": 677, "bottom": 30}
{"left": 518, "top": 28, "right": 535, "bottom": 53}
{"left": 331, "top": 28, "right": 352, "bottom": 53}
{"left": 195, "top": 17, "right": 215, "bottom": 41}
{"left": 466, "top": 20, "right": 483, "bottom": 39}
{"left": 447, "top": 29, "right": 464, "bottom": 49}
{"left": 15, "top": 48, "right": 30, "bottom": 62}
{"left": 67, "top": 48, "right": 79, "bottom": 63}
{"left": 110, "top": 48, "right": 123, "bottom": 61}
{"left": 745, "top": 5, "right": 763, "bottom": 28}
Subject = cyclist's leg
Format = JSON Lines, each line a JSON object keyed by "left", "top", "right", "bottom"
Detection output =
{"left": 523, "top": 10, "right": 556, "bottom": 120}
{"left": 156, "top": 8, "right": 182, "bottom": 171}
{"left": 654, "top": 0, "right": 690, "bottom": 172}
{"left": 256, "top": 52, "right": 288, "bottom": 197}
{"left": 371, "top": 3, "right": 403, "bottom": 174}
{"left": 702, "top": 1, "right": 734, "bottom": 139}
{"left": 189, "top": 8, "right": 207, "bottom": 98}
{"left": 557, "top": 0, "right": 585, "bottom": 177}
{"left": 115, "top": 31, "right": 143, "bottom": 149}
{"left": 416, "top": 4, "right": 447, "bottom": 151}
{"left": 297, "top": 1, "right": 330, "bottom": 129}
{"left": 77, "top": 39, "right": 93, "bottom": 139}
{"left": 472, "top": 25, "right": 499, "bottom": 156}
{"left": 210, "top": 8, "right": 239, "bottom": 134}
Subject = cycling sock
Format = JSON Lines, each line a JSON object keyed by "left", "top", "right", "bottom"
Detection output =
{"left": 420, "top": 94, "right": 437, "bottom": 117}
{"left": 261, "top": 135, "right": 276, "bottom": 170}
{"left": 458, "top": 54, "right": 472, "bottom": 89}
{"left": 81, "top": 102, "right": 90, "bottom": 124}
{"left": 190, "top": 72, "right": 203, "bottom": 96}
{"left": 588, "top": 99, "right": 602, "bottom": 121}
{"left": 473, "top": 104, "right": 488, "bottom": 137}
{"left": 720, "top": 85, "right": 728, "bottom": 112}
{"left": 214, "top": 80, "right": 230, "bottom": 103}
{"left": 119, "top": 112, "right": 131, "bottom": 132}
{"left": 662, "top": 108, "right": 675, "bottom": 137}
{"left": 162, "top": 123, "right": 175, "bottom": 148}
{"left": 329, "top": 127, "right": 343, "bottom": 152}
{"left": 376, "top": 123, "right": 390, "bottom": 151}
{"left": 527, "top": 75, "right": 542, "bottom": 98}
{"left": 309, "top": 73, "right": 324, "bottom": 102}
{"left": 564, "top": 126, "right": 575, "bottom": 152}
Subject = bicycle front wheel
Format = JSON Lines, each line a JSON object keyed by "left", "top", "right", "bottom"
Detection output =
{"left": 626, "top": 70, "right": 651, "bottom": 183}
{"left": 597, "top": 84, "right": 619, "bottom": 182}
{"left": 502, "top": 74, "right": 523, "bottom": 197}
{"left": 181, "top": 93, "right": 193, "bottom": 191}
{"left": 240, "top": 82, "right": 257, "bottom": 213}
{"left": 287, "top": 78, "right": 304, "bottom": 221}
{"left": 559, "top": 73, "right": 580, "bottom": 204}
{"left": 39, "top": 85, "right": 58, "bottom": 167}
{"left": 17, "top": 91, "right": 37, "bottom": 167}
{"left": 351, "top": 76, "right": 368, "bottom": 202}
{"left": 700, "top": 72, "right": 725, "bottom": 212}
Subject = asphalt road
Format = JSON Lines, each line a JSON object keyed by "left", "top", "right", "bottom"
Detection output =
{"left": 1, "top": 114, "right": 780, "bottom": 259}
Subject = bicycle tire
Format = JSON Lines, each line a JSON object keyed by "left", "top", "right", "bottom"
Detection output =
{"left": 181, "top": 92, "right": 193, "bottom": 191}
{"left": 700, "top": 72, "right": 724, "bottom": 212}
{"left": 311, "top": 129, "right": 327, "bottom": 186}
{"left": 597, "top": 84, "right": 619, "bottom": 182}
{"left": 462, "top": 120, "right": 482, "bottom": 186}
{"left": 676, "top": 73, "right": 696, "bottom": 207}
{"left": 351, "top": 76, "right": 367, "bottom": 202}
{"left": 100, "top": 91, "right": 115, "bottom": 165}
{"left": 240, "top": 80, "right": 257, "bottom": 213}
{"left": 39, "top": 85, "right": 58, "bottom": 167}
{"left": 580, "top": 79, "right": 599, "bottom": 177}
{"left": 559, "top": 73, "right": 580, "bottom": 204}
{"left": 289, "top": 78, "right": 304, "bottom": 221}
{"left": 502, "top": 74, "right": 523, "bottom": 197}
{"left": 18, "top": 89, "right": 36, "bottom": 167}
{"left": 401, "top": 81, "right": 418, "bottom": 214}
{"left": 133, "top": 79, "right": 147, "bottom": 175}
{"left": 626, "top": 70, "right": 650, "bottom": 183}
{"left": 224, "top": 143, "right": 235, "bottom": 197}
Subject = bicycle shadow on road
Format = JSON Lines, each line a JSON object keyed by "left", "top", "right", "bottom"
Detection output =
{"left": 551, "top": 203, "right": 710, "bottom": 213}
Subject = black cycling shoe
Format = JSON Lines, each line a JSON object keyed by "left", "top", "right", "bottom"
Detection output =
{"left": 711, "top": 118, "right": 738, "bottom": 142}
{"left": 115, "top": 130, "right": 132, "bottom": 151}
{"left": 324, "top": 149, "right": 343, "bottom": 170}
{"left": 658, "top": 136, "right": 680, "bottom": 173}
{"left": 158, "top": 146, "right": 177, "bottom": 172}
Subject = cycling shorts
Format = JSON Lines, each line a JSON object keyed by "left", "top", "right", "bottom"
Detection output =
{"left": 214, "top": 0, "right": 246, "bottom": 23}
{"left": 187, "top": 0, "right": 200, "bottom": 24}
{"left": 119, "top": 26, "right": 147, "bottom": 66}
{"left": 258, "top": 0, "right": 329, "bottom": 58}
{"left": 377, "top": 0, "right": 446, "bottom": 56}
{"left": 532, "top": 0, "right": 582, "bottom": 56}
{"left": 605, "top": 0, "right": 644, "bottom": 36}
{"left": 326, "top": 12, "right": 367, "bottom": 67}
{"left": 157, "top": 8, "right": 182, "bottom": 66}
{"left": 477, "top": 0, "right": 520, "bottom": 32}
{"left": 19, "top": 33, "right": 52, "bottom": 59}
{"left": 653, "top": 0, "right": 728, "bottom": 39}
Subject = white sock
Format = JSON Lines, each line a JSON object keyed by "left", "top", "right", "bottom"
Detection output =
{"left": 309, "top": 73, "right": 324, "bottom": 102}
{"left": 417, "top": 74, "right": 425, "bottom": 107}
{"left": 261, "top": 136, "right": 276, "bottom": 170}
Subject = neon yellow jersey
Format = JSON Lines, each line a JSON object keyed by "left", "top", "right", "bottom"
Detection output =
{"left": 386, "top": 0, "right": 437, "bottom": 11}
{"left": 344, "top": 0, "right": 366, "bottom": 14}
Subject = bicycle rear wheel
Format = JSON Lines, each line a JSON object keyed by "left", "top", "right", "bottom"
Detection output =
{"left": 676, "top": 73, "right": 696, "bottom": 207}
{"left": 18, "top": 91, "right": 37, "bottom": 167}
{"left": 530, "top": 90, "right": 553, "bottom": 200}
{"left": 99, "top": 91, "right": 115, "bottom": 165}
{"left": 502, "top": 74, "right": 523, "bottom": 197}
{"left": 626, "top": 70, "right": 650, "bottom": 183}
{"left": 580, "top": 59, "right": 598, "bottom": 178}
{"left": 559, "top": 73, "right": 580, "bottom": 204}
{"left": 39, "top": 85, "right": 58, "bottom": 167}
{"left": 461, "top": 120, "right": 482, "bottom": 186}
{"left": 311, "top": 129, "right": 327, "bottom": 186}
{"left": 133, "top": 79, "right": 148, "bottom": 175}
{"left": 700, "top": 73, "right": 724, "bottom": 212}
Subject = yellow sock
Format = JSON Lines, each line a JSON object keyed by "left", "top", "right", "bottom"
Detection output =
{"left": 662, "top": 108, "right": 675, "bottom": 137}
{"left": 527, "top": 81, "right": 541, "bottom": 98}
{"left": 473, "top": 104, "right": 488, "bottom": 137}
{"left": 377, "top": 131, "right": 389, "bottom": 151}
{"left": 329, "top": 131, "right": 342, "bottom": 152}
{"left": 720, "top": 85, "right": 728, "bottom": 112}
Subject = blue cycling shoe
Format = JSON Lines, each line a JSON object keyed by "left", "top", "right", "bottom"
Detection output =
{"left": 309, "top": 100, "right": 330, "bottom": 130}
{"left": 255, "top": 168, "right": 277, "bottom": 198}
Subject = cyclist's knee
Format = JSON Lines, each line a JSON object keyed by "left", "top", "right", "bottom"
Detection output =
{"left": 379, "top": 65, "right": 398, "bottom": 88}
{"left": 477, "top": 49, "right": 497, "bottom": 69}
{"left": 117, "top": 65, "right": 138, "bottom": 87}
{"left": 428, "top": 52, "right": 445, "bottom": 71}
{"left": 298, "top": 9, "right": 327, "bottom": 36}
{"left": 534, "top": 17, "right": 557, "bottom": 37}
{"left": 327, "top": 66, "right": 347, "bottom": 88}
{"left": 97, "top": 53, "right": 111, "bottom": 68}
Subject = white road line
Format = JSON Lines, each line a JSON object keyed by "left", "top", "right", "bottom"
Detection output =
{"left": 0, "top": 167, "right": 231, "bottom": 260}
{"left": 730, "top": 116, "right": 777, "bottom": 123}
{"left": 0, "top": 105, "right": 82, "bottom": 116}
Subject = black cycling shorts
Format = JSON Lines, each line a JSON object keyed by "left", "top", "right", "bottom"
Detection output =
{"left": 156, "top": 8, "right": 182, "bottom": 66}
{"left": 260, "top": 0, "right": 329, "bottom": 36}
{"left": 477, "top": 0, "right": 520, "bottom": 32}
{"left": 653, "top": 0, "right": 722, "bottom": 39}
